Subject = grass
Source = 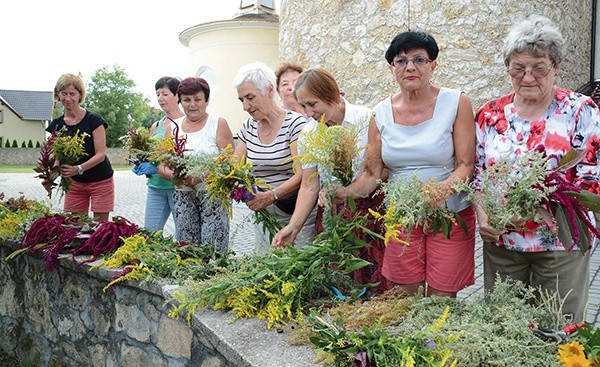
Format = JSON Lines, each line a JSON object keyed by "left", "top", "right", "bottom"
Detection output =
{"left": 0, "top": 165, "right": 131, "bottom": 173}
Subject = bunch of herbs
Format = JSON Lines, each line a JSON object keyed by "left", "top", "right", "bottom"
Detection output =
{"left": 373, "top": 173, "right": 467, "bottom": 242}
{"left": 168, "top": 212, "right": 372, "bottom": 328}
{"left": 51, "top": 127, "right": 88, "bottom": 194}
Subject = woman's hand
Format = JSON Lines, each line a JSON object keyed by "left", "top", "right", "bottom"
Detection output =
{"left": 476, "top": 205, "right": 504, "bottom": 244}
{"left": 421, "top": 179, "right": 454, "bottom": 208}
{"left": 60, "top": 164, "right": 78, "bottom": 178}
{"left": 245, "top": 190, "right": 275, "bottom": 212}
{"left": 272, "top": 225, "right": 298, "bottom": 249}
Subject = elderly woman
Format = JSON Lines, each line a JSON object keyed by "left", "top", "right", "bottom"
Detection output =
{"left": 336, "top": 31, "right": 477, "bottom": 298}
{"left": 233, "top": 61, "right": 314, "bottom": 253}
{"left": 274, "top": 61, "right": 304, "bottom": 113}
{"left": 272, "top": 67, "right": 391, "bottom": 293}
{"left": 475, "top": 15, "right": 600, "bottom": 322}
{"left": 46, "top": 73, "right": 114, "bottom": 221}
{"left": 157, "top": 77, "right": 233, "bottom": 252}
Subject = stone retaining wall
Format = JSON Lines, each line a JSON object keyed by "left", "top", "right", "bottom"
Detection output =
{"left": 0, "top": 241, "right": 318, "bottom": 367}
{"left": 0, "top": 148, "right": 131, "bottom": 166}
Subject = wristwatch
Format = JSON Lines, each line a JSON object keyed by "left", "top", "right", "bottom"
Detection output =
{"left": 272, "top": 189, "right": 279, "bottom": 202}
{"left": 77, "top": 165, "right": 84, "bottom": 175}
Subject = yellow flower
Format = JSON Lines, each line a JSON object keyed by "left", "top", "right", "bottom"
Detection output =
{"left": 557, "top": 352, "right": 591, "bottom": 367}
{"left": 558, "top": 341, "right": 587, "bottom": 358}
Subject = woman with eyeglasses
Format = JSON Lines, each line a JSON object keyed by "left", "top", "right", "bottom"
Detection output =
{"left": 334, "top": 31, "right": 477, "bottom": 298}
{"left": 475, "top": 15, "right": 600, "bottom": 322}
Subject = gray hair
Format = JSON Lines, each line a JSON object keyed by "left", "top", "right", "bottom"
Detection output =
{"left": 232, "top": 62, "right": 276, "bottom": 97}
{"left": 502, "top": 15, "right": 565, "bottom": 67}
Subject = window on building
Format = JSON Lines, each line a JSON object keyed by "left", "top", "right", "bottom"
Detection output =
{"left": 240, "top": 0, "right": 274, "bottom": 9}
{"left": 0, "top": 109, "right": 3, "bottom": 124}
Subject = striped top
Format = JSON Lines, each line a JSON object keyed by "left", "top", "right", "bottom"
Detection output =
{"left": 238, "top": 111, "right": 306, "bottom": 188}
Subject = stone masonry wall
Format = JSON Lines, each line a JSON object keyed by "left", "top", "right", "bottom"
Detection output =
{"left": 0, "top": 241, "right": 318, "bottom": 367}
{"left": 279, "top": 0, "right": 593, "bottom": 111}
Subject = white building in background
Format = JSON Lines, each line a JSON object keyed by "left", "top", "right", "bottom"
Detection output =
{"left": 179, "top": 1, "right": 280, "bottom": 133}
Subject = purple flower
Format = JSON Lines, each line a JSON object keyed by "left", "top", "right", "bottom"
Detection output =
{"left": 422, "top": 338, "right": 436, "bottom": 350}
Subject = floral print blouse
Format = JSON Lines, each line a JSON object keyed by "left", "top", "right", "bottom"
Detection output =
{"left": 474, "top": 87, "right": 600, "bottom": 252}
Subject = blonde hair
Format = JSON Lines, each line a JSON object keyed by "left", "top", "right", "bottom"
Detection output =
{"left": 54, "top": 73, "right": 86, "bottom": 104}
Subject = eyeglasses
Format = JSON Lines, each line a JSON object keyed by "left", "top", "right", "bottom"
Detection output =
{"left": 507, "top": 65, "right": 554, "bottom": 79}
{"left": 392, "top": 56, "right": 432, "bottom": 68}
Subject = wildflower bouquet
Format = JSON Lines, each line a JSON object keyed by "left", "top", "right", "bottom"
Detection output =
{"left": 372, "top": 173, "right": 467, "bottom": 244}
{"left": 33, "top": 129, "right": 60, "bottom": 198}
{"left": 296, "top": 117, "right": 367, "bottom": 188}
{"left": 149, "top": 122, "right": 189, "bottom": 185}
{"left": 91, "top": 231, "right": 235, "bottom": 291}
{"left": 459, "top": 148, "right": 600, "bottom": 253}
{"left": 119, "top": 126, "right": 155, "bottom": 164}
{"left": 51, "top": 127, "right": 88, "bottom": 194}
{"left": 168, "top": 212, "right": 371, "bottom": 328}
{"left": 309, "top": 306, "right": 460, "bottom": 367}
{"left": 201, "top": 145, "right": 281, "bottom": 242}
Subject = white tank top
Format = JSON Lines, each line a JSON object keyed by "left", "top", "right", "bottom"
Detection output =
{"left": 374, "top": 87, "right": 469, "bottom": 212}
{"left": 173, "top": 114, "right": 220, "bottom": 157}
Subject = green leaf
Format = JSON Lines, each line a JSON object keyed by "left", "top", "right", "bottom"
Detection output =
{"left": 557, "top": 148, "right": 586, "bottom": 171}
{"left": 554, "top": 205, "right": 574, "bottom": 250}
{"left": 431, "top": 219, "right": 441, "bottom": 237}
{"left": 441, "top": 218, "right": 451, "bottom": 239}
{"left": 341, "top": 258, "right": 371, "bottom": 272}
{"left": 575, "top": 215, "right": 590, "bottom": 255}
{"left": 564, "top": 190, "right": 600, "bottom": 212}
{"left": 455, "top": 212, "right": 469, "bottom": 235}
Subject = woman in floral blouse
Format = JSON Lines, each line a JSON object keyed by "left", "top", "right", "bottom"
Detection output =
{"left": 475, "top": 15, "right": 600, "bottom": 322}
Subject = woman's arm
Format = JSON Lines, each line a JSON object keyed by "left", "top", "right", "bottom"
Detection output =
{"left": 216, "top": 117, "right": 234, "bottom": 150}
{"left": 272, "top": 166, "right": 319, "bottom": 247}
{"left": 429, "top": 93, "right": 476, "bottom": 203}
{"left": 334, "top": 116, "right": 384, "bottom": 202}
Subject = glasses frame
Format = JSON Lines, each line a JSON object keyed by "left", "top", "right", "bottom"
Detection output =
{"left": 391, "top": 56, "right": 432, "bottom": 69}
{"left": 507, "top": 65, "right": 554, "bottom": 79}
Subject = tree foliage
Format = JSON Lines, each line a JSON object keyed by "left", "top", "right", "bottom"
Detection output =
{"left": 84, "top": 65, "right": 151, "bottom": 147}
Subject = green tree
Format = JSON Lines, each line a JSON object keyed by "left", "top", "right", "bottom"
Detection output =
{"left": 11, "top": 140, "right": 17, "bottom": 147}
{"left": 27, "top": 139, "right": 33, "bottom": 147}
{"left": 4, "top": 140, "right": 10, "bottom": 148}
{"left": 84, "top": 65, "right": 151, "bottom": 147}
{"left": 20, "top": 141, "right": 26, "bottom": 148}
{"left": 140, "top": 106, "right": 163, "bottom": 129}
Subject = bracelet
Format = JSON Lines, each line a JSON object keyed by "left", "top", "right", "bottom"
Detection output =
{"left": 272, "top": 189, "right": 279, "bottom": 202}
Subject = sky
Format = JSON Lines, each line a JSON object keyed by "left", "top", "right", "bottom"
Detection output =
{"left": 0, "top": 0, "right": 257, "bottom": 106}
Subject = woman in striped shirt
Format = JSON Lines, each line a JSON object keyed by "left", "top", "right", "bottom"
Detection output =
{"left": 233, "top": 62, "right": 316, "bottom": 253}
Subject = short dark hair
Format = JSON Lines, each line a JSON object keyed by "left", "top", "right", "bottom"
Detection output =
{"left": 177, "top": 77, "right": 210, "bottom": 102}
{"left": 155, "top": 76, "right": 181, "bottom": 95}
{"left": 384, "top": 31, "right": 439, "bottom": 64}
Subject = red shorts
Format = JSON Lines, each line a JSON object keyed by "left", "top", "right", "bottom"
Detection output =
{"left": 382, "top": 205, "right": 476, "bottom": 293}
{"left": 64, "top": 176, "right": 115, "bottom": 214}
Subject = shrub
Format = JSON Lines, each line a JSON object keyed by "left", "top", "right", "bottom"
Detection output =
{"left": 20, "top": 141, "right": 26, "bottom": 148}
{"left": 35, "top": 141, "right": 41, "bottom": 148}
{"left": 27, "top": 139, "right": 33, "bottom": 148}
{"left": 11, "top": 140, "right": 17, "bottom": 148}
{"left": 4, "top": 140, "right": 9, "bottom": 148}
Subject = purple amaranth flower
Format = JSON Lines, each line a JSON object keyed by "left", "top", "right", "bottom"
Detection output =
{"left": 422, "top": 338, "right": 436, "bottom": 350}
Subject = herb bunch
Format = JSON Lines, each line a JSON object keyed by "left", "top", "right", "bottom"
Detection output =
{"left": 168, "top": 212, "right": 372, "bottom": 328}
{"left": 34, "top": 130, "right": 60, "bottom": 198}
{"left": 51, "top": 127, "right": 88, "bottom": 193}
{"left": 92, "top": 231, "right": 236, "bottom": 291}
{"left": 150, "top": 122, "right": 189, "bottom": 184}
{"left": 0, "top": 194, "right": 49, "bottom": 241}
{"left": 296, "top": 117, "right": 366, "bottom": 187}
{"left": 200, "top": 145, "right": 281, "bottom": 242}
{"left": 373, "top": 173, "right": 467, "bottom": 243}
{"left": 120, "top": 127, "right": 155, "bottom": 163}
{"left": 307, "top": 278, "right": 562, "bottom": 367}
{"left": 460, "top": 148, "right": 600, "bottom": 253}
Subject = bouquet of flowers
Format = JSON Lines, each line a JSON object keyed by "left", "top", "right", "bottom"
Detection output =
{"left": 119, "top": 126, "right": 155, "bottom": 164}
{"left": 149, "top": 122, "right": 189, "bottom": 185}
{"left": 458, "top": 147, "right": 600, "bottom": 254}
{"left": 200, "top": 145, "right": 281, "bottom": 242}
{"left": 296, "top": 117, "right": 367, "bottom": 188}
{"left": 40, "top": 127, "right": 88, "bottom": 196}
{"left": 34, "top": 129, "right": 60, "bottom": 198}
{"left": 371, "top": 173, "right": 467, "bottom": 244}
